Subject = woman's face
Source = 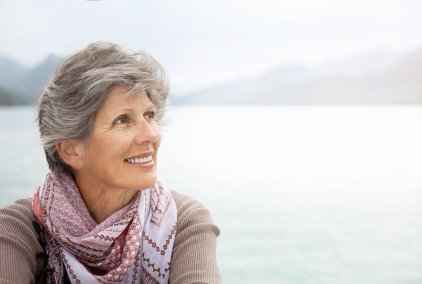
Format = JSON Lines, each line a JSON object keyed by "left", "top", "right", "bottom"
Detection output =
{"left": 75, "top": 85, "right": 161, "bottom": 195}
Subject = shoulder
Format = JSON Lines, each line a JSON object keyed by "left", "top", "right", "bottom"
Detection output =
{"left": 0, "top": 198, "right": 41, "bottom": 254}
{"left": 170, "top": 190, "right": 203, "bottom": 211}
{"left": 0, "top": 198, "right": 42, "bottom": 283}
{"left": 0, "top": 198, "right": 36, "bottom": 240}
{"left": 171, "top": 190, "right": 220, "bottom": 236}
{"left": 169, "top": 191, "right": 221, "bottom": 283}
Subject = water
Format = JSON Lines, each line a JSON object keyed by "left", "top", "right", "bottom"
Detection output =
{"left": 1, "top": 105, "right": 422, "bottom": 283}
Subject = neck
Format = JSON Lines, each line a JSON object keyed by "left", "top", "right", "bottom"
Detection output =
{"left": 74, "top": 176, "right": 138, "bottom": 224}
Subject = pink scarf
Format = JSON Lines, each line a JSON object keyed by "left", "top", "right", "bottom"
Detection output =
{"left": 32, "top": 172, "right": 177, "bottom": 283}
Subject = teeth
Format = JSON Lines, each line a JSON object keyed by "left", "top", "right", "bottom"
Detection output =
{"left": 126, "top": 155, "right": 153, "bottom": 164}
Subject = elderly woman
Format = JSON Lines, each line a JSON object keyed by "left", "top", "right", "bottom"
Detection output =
{"left": 0, "top": 43, "right": 220, "bottom": 283}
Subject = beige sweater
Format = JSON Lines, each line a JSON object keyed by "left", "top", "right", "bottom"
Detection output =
{"left": 0, "top": 191, "right": 221, "bottom": 284}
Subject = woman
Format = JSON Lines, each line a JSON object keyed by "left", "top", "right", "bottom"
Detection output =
{"left": 0, "top": 42, "right": 220, "bottom": 283}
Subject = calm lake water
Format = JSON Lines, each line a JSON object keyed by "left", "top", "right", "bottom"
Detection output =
{"left": 1, "top": 105, "right": 422, "bottom": 284}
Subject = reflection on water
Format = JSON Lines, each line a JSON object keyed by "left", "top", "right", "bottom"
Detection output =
{"left": 1, "top": 105, "right": 422, "bottom": 284}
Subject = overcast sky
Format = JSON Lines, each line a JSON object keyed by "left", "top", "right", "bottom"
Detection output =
{"left": 1, "top": 0, "right": 421, "bottom": 93}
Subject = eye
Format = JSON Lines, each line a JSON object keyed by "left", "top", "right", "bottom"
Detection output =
{"left": 144, "top": 111, "right": 156, "bottom": 122}
{"left": 114, "top": 115, "right": 129, "bottom": 125}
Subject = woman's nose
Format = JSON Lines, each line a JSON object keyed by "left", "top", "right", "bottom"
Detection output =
{"left": 134, "top": 118, "right": 159, "bottom": 145}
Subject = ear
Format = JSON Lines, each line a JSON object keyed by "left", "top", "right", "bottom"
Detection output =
{"left": 55, "top": 140, "right": 85, "bottom": 170}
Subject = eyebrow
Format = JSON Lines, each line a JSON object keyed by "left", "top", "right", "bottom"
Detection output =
{"left": 111, "top": 104, "right": 156, "bottom": 116}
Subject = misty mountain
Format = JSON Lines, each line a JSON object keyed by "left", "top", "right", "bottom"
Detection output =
{"left": 0, "top": 55, "right": 26, "bottom": 88}
{"left": 0, "top": 88, "right": 16, "bottom": 105}
{"left": 1, "top": 48, "right": 421, "bottom": 105}
{"left": 0, "top": 55, "right": 61, "bottom": 105}
{"left": 174, "top": 48, "right": 422, "bottom": 105}
{"left": 316, "top": 49, "right": 403, "bottom": 77}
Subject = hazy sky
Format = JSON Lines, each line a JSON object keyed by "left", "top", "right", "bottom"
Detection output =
{"left": 1, "top": 0, "right": 421, "bottom": 92}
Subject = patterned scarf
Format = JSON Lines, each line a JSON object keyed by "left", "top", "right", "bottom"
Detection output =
{"left": 32, "top": 172, "right": 177, "bottom": 284}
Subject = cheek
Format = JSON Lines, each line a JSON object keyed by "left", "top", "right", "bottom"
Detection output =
{"left": 153, "top": 124, "right": 161, "bottom": 148}
{"left": 89, "top": 133, "right": 130, "bottom": 160}
{"left": 156, "top": 133, "right": 161, "bottom": 148}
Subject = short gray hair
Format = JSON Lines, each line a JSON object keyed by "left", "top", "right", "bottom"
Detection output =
{"left": 37, "top": 42, "right": 169, "bottom": 174}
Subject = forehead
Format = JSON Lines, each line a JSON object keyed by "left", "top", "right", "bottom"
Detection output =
{"left": 99, "top": 85, "right": 153, "bottom": 114}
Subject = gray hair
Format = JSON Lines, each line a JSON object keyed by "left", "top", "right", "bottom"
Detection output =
{"left": 37, "top": 42, "right": 169, "bottom": 174}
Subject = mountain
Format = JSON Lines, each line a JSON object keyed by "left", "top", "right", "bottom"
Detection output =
{"left": 0, "top": 55, "right": 61, "bottom": 105}
{"left": 0, "top": 88, "right": 16, "bottom": 104}
{"left": 173, "top": 48, "right": 422, "bottom": 105}
{"left": 13, "top": 54, "right": 61, "bottom": 103}
{"left": 0, "top": 56, "right": 26, "bottom": 88}
{"left": 1, "top": 48, "right": 421, "bottom": 105}
{"left": 316, "top": 49, "right": 403, "bottom": 77}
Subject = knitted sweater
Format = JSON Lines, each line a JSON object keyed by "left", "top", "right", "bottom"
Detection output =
{"left": 0, "top": 191, "right": 221, "bottom": 284}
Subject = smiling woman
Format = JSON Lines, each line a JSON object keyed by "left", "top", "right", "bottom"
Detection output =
{"left": 0, "top": 42, "right": 221, "bottom": 283}
{"left": 64, "top": 87, "right": 162, "bottom": 223}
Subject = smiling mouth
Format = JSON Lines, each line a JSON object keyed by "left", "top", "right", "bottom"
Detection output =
{"left": 125, "top": 155, "right": 153, "bottom": 164}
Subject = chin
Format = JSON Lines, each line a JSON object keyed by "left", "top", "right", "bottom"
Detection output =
{"left": 136, "top": 176, "right": 157, "bottom": 190}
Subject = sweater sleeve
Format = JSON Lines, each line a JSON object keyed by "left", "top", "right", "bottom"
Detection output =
{"left": 0, "top": 198, "right": 41, "bottom": 284}
{"left": 169, "top": 191, "right": 221, "bottom": 284}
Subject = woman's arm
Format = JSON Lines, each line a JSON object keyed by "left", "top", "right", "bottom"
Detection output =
{"left": 170, "top": 191, "right": 221, "bottom": 284}
{"left": 0, "top": 199, "right": 42, "bottom": 284}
